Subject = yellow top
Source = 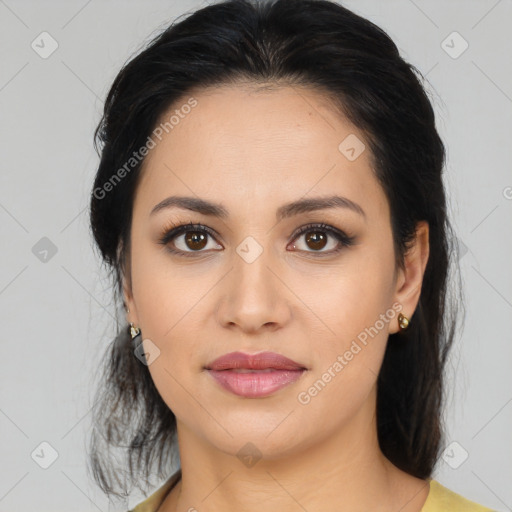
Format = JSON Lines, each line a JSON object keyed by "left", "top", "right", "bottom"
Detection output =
{"left": 129, "top": 471, "right": 495, "bottom": 512}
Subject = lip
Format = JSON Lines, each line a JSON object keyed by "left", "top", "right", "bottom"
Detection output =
{"left": 205, "top": 351, "right": 306, "bottom": 371}
{"left": 205, "top": 351, "right": 307, "bottom": 398}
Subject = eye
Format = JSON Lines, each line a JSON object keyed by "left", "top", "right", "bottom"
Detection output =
{"left": 288, "top": 223, "right": 355, "bottom": 255}
{"left": 158, "top": 221, "right": 355, "bottom": 258}
{"left": 158, "top": 222, "right": 222, "bottom": 257}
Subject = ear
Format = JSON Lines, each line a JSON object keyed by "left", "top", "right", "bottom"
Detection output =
{"left": 122, "top": 261, "right": 139, "bottom": 326}
{"left": 390, "top": 220, "right": 430, "bottom": 334}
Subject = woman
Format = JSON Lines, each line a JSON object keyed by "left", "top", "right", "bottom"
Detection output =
{"left": 88, "top": 0, "right": 495, "bottom": 511}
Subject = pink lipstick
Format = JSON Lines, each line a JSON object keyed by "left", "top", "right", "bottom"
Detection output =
{"left": 205, "top": 351, "right": 307, "bottom": 398}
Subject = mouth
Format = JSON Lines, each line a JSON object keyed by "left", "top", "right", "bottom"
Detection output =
{"left": 204, "top": 351, "right": 307, "bottom": 398}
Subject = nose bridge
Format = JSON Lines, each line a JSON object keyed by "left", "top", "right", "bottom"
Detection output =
{"left": 217, "top": 240, "right": 289, "bottom": 331}
{"left": 234, "top": 242, "right": 277, "bottom": 308}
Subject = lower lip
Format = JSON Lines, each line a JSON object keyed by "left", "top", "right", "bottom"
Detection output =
{"left": 206, "top": 369, "right": 305, "bottom": 398}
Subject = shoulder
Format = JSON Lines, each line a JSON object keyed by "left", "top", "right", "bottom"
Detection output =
{"left": 422, "top": 479, "right": 496, "bottom": 512}
{"left": 127, "top": 470, "right": 182, "bottom": 512}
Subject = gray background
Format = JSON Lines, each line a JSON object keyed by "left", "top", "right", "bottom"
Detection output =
{"left": 0, "top": 0, "right": 511, "bottom": 510}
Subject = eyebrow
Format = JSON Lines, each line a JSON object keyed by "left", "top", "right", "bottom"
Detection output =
{"left": 150, "top": 194, "right": 366, "bottom": 221}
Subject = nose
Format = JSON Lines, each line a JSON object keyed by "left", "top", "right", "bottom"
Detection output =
{"left": 215, "top": 249, "right": 292, "bottom": 334}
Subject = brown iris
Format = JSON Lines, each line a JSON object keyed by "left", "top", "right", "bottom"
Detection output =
{"left": 185, "top": 231, "right": 208, "bottom": 251}
{"left": 305, "top": 231, "right": 327, "bottom": 251}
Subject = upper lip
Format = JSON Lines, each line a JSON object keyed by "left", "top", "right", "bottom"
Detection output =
{"left": 205, "top": 351, "right": 306, "bottom": 371}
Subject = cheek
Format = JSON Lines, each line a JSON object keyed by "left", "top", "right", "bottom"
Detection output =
{"left": 292, "top": 241, "right": 396, "bottom": 392}
{"left": 293, "top": 279, "right": 393, "bottom": 430}
{"left": 130, "top": 241, "right": 209, "bottom": 336}
{"left": 293, "top": 243, "right": 396, "bottom": 345}
{"left": 144, "top": 350, "right": 196, "bottom": 418}
{"left": 129, "top": 242, "right": 217, "bottom": 387}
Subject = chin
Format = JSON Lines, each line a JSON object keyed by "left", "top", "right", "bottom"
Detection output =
{"left": 192, "top": 413, "right": 314, "bottom": 461}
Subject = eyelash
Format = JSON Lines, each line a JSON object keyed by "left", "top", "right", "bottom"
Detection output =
{"left": 157, "top": 221, "right": 356, "bottom": 258}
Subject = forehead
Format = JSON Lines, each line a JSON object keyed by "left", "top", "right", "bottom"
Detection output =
{"left": 134, "top": 84, "right": 386, "bottom": 220}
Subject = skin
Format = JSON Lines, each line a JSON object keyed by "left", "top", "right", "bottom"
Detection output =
{"left": 123, "top": 84, "right": 430, "bottom": 512}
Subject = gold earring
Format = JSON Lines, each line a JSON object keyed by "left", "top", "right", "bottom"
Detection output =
{"left": 398, "top": 312, "right": 410, "bottom": 331}
{"left": 129, "top": 322, "right": 141, "bottom": 339}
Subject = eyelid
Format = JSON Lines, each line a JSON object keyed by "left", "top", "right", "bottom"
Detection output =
{"left": 290, "top": 222, "right": 354, "bottom": 244}
{"left": 288, "top": 222, "right": 356, "bottom": 255}
{"left": 157, "top": 222, "right": 221, "bottom": 249}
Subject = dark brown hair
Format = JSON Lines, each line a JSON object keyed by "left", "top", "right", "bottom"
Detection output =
{"left": 88, "top": 0, "right": 461, "bottom": 498}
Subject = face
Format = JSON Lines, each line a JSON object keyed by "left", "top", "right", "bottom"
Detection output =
{"left": 124, "top": 84, "right": 423, "bottom": 459}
